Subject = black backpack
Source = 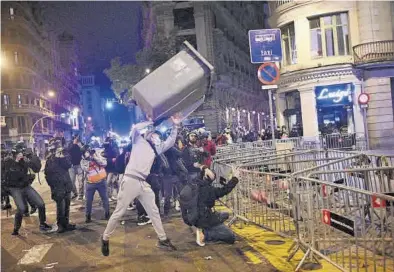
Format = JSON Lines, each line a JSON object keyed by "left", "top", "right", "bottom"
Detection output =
{"left": 179, "top": 181, "right": 199, "bottom": 226}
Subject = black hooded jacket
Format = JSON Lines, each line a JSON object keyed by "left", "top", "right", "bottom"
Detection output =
{"left": 195, "top": 176, "right": 238, "bottom": 229}
{"left": 44, "top": 155, "right": 73, "bottom": 199}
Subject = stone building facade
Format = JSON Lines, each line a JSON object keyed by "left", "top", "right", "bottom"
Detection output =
{"left": 269, "top": 0, "right": 394, "bottom": 148}
{"left": 1, "top": 2, "right": 81, "bottom": 149}
{"left": 144, "top": 2, "right": 269, "bottom": 134}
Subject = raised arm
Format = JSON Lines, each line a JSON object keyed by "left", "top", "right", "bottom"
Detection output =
{"left": 130, "top": 121, "right": 154, "bottom": 144}
{"left": 156, "top": 125, "right": 178, "bottom": 155}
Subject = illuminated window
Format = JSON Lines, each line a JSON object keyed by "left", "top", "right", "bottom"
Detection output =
{"left": 281, "top": 23, "right": 297, "bottom": 65}
{"left": 10, "top": 7, "right": 14, "bottom": 20}
{"left": 2, "top": 94, "right": 10, "bottom": 105}
{"left": 17, "top": 94, "right": 22, "bottom": 106}
{"left": 309, "top": 13, "right": 350, "bottom": 58}
{"left": 14, "top": 51, "right": 18, "bottom": 64}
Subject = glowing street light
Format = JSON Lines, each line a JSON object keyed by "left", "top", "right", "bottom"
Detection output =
{"left": 106, "top": 101, "right": 113, "bottom": 109}
{"left": 47, "top": 90, "right": 55, "bottom": 97}
{"left": 0, "top": 54, "right": 6, "bottom": 69}
{"left": 87, "top": 116, "right": 92, "bottom": 121}
{"left": 72, "top": 107, "right": 79, "bottom": 116}
{"left": 145, "top": 68, "right": 151, "bottom": 74}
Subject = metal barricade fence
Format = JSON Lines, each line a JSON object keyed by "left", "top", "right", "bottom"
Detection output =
{"left": 320, "top": 133, "right": 367, "bottom": 151}
{"left": 288, "top": 172, "right": 394, "bottom": 272}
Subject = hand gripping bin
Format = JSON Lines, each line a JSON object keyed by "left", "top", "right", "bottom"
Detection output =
{"left": 132, "top": 41, "right": 214, "bottom": 121}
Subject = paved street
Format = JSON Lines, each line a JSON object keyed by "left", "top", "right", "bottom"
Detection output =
{"left": 1, "top": 179, "right": 278, "bottom": 272}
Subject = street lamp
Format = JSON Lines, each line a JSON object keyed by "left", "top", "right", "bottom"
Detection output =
{"left": 47, "top": 90, "right": 55, "bottom": 97}
{"left": 87, "top": 116, "right": 92, "bottom": 121}
{"left": 145, "top": 68, "right": 151, "bottom": 74}
{"left": 106, "top": 101, "right": 113, "bottom": 109}
{"left": 29, "top": 113, "right": 68, "bottom": 146}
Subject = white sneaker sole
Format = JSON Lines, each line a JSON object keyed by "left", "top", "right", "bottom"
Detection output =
{"left": 137, "top": 219, "right": 152, "bottom": 226}
{"left": 196, "top": 230, "right": 205, "bottom": 247}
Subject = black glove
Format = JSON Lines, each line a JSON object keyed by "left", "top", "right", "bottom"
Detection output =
{"left": 229, "top": 177, "right": 239, "bottom": 186}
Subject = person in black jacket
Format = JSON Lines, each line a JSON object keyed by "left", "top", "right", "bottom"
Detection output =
{"left": 165, "top": 146, "right": 188, "bottom": 211}
{"left": 2, "top": 143, "right": 53, "bottom": 235}
{"left": 45, "top": 140, "right": 76, "bottom": 233}
{"left": 194, "top": 165, "right": 238, "bottom": 246}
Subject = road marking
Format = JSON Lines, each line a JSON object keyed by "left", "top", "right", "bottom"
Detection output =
{"left": 243, "top": 250, "right": 262, "bottom": 265}
{"left": 18, "top": 243, "right": 53, "bottom": 265}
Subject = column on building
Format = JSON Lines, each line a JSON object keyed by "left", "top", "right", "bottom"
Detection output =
{"left": 275, "top": 92, "right": 286, "bottom": 128}
{"left": 356, "top": 1, "right": 394, "bottom": 148}
{"left": 352, "top": 82, "right": 365, "bottom": 135}
{"left": 299, "top": 87, "right": 319, "bottom": 139}
{"left": 364, "top": 75, "right": 394, "bottom": 148}
{"left": 194, "top": 3, "right": 214, "bottom": 63}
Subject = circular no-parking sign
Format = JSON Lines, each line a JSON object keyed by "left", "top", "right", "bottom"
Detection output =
{"left": 358, "top": 93, "right": 370, "bottom": 105}
{"left": 257, "top": 63, "right": 280, "bottom": 85}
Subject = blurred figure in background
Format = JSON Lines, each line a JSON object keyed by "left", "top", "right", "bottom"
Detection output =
{"left": 68, "top": 135, "right": 84, "bottom": 200}
{"left": 103, "top": 137, "right": 119, "bottom": 201}
{"left": 81, "top": 145, "right": 110, "bottom": 223}
{"left": 201, "top": 132, "right": 216, "bottom": 168}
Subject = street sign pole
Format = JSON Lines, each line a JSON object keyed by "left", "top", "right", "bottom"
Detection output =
{"left": 360, "top": 79, "right": 370, "bottom": 150}
{"left": 268, "top": 89, "right": 276, "bottom": 145}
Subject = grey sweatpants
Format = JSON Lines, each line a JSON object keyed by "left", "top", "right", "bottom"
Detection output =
{"left": 103, "top": 175, "right": 167, "bottom": 241}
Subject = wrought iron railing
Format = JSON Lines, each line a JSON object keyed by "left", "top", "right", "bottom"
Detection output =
{"left": 353, "top": 40, "right": 394, "bottom": 64}
{"left": 269, "top": 0, "right": 294, "bottom": 10}
{"left": 10, "top": 104, "right": 55, "bottom": 116}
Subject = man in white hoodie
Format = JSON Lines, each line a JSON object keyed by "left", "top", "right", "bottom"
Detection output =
{"left": 101, "top": 116, "right": 180, "bottom": 256}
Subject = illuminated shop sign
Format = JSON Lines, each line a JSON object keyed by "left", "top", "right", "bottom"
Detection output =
{"left": 315, "top": 83, "right": 354, "bottom": 106}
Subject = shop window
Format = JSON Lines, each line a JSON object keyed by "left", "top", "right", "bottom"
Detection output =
{"left": 17, "top": 116, "right": 26, "bottom": 133}
{"left": 281, "top": 22, "right": 297, "bottom": 65}
{"left": 309, "top": 13, "right": 350, "bottom": 58}
{"left": 173, "top": 7, "right": 195, "bottom": 30}
{"left": 5, "top": 117, "right": 13, "bottom": 128}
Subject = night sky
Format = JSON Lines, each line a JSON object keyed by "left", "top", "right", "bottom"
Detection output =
{"left": 45, "top": 1, "right": 143, "bottom": 135}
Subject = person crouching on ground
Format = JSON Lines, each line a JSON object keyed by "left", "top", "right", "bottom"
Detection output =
{"left": 101, "top": 116, "right": 181, "bottom": 256}
{"left": 44, "top": 140, "right": 76, "bottom": 233}
{"left": 188, "top": 164, "right": 239, "bottom": 246}
{"left": 80, "top": 145, "right": 110, "bottom": 223}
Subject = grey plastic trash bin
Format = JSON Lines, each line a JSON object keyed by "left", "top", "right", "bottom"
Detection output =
{"left": 132, "top": 41, "right": 214, "bottom": 121}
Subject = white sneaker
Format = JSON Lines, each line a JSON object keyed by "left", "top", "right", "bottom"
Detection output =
{"left": 111, "top": 196, "right": 118, "bottom": 201}
{"left": 108, "top": 198, "right": 114, "bottom": 203}
{"left": 196, "top": 228, "right": 205, "bottom": 247}
{"left": 175, "top": 200, "right": 181, "bottom": 211}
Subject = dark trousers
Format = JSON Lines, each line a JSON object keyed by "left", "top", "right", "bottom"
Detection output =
{"left": 137, "top": 175, "right": 161, "bottom": 217}
{"left": 85, "top": 180, "right": 109, "bottom": 216}
{"left": 55, "top": 192, "right": 71, "bottom": 227}
{"left": 9, "top": 186, "right": 46, "bottom": 231}
{"left": 162, "top": 175, "right": 177, "bottom": 215}
{"left": 203, "top": 213, "right": 235, "bottom": 244}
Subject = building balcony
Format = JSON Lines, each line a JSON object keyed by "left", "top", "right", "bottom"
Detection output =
{"left": 2, "top": 104, "right": 55, "bottom": 117}
{"left": 353, "top": 40, "right": 394, "bottom": 66}
{"left": 270, "top": 0, "right": 294, "bottom": 10}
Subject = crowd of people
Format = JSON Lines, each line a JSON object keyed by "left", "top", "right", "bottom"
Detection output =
{"left": 1, "top": 115, "right": 240, "bottom": 257}
{"left": 213, "top": 125, "right": 292, "bottom": 146}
